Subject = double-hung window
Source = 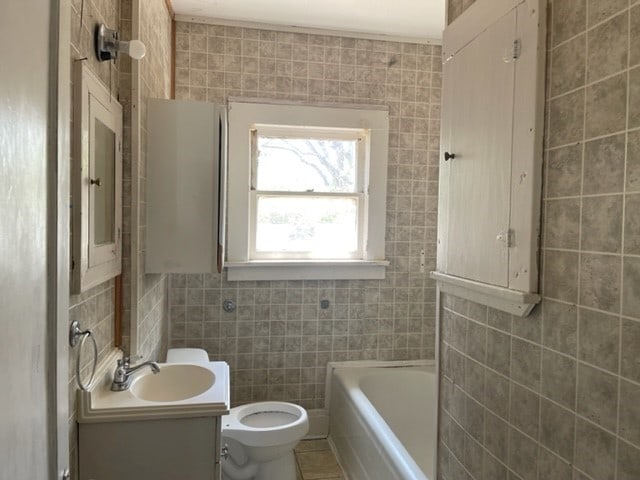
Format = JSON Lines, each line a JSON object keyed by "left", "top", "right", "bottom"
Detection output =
{"left": 227, "top": 100, "right": 389, "bottom": 281}
{"left": 251, "top": 126, "right": 365, "bottom": 260}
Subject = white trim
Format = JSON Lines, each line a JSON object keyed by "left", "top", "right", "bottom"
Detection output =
{"left": 51, "top": 0, "right": 71, "bottom": 476}
{"left": 174, "top": 14, "right": 442, "bottom": 46}
{"left": 255, "top": 125, "right": 367, "bottom": 140}
{"left": 227, "top": 100, "right": 389, "bottom": 280}
{"left": 430, "top": 271, "right": 540, "bottom": 316}
{"left": 229, "top": 97, "right": 390, "bottom": 112}
{"left": 226, "top": 260, "right": 389, "bottom": 281}
{"left": 507, "top": 0, "right": 546, "bottom": 292}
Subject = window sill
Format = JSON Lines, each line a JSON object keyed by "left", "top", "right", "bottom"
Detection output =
{"left": 226, "top": 260, "right": 389, "bottom": 281}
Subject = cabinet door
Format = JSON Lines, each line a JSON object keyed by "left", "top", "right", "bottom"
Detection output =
{"left": 146, "top": 99, "right": 226, "bottom": 274}
{"left": 72, "top": 63, "right": 123, "bottom": 293}
{"left": 88, "top": 92, "right": 122, "bottom": 268}
{"left": 440, "top": 9, "right": 516, "bottom": 287}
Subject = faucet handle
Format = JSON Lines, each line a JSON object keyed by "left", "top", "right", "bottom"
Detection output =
{"left": 118, "top": 356, "right": 131, "bottom": 368}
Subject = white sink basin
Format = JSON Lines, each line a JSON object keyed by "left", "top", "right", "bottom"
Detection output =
{"left": 130, "top": 364, "right": 215, "bottom": 402}
{"left": 77, "top": 356, "right": 230, "bottom": 423}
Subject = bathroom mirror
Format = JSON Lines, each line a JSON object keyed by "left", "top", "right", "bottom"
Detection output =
{"left": 92, "top": 117, "right": 116, "bottom": 246}
{"left": 72, "top": 63, "right": 123, "bottom": 293}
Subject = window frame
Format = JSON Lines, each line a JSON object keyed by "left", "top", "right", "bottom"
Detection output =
{"left": 249, "top": 125, "right": 367, "bottom": 260}
{"left": 71, "top": 63, "right": 123, "bottom": 293}
{"left": 226, "top": 99, "right": 389, "bottom": 281}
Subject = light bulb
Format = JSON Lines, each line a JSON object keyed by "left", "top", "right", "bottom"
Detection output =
{"left": 120, "top": 40, "right": 146, "bottom": 60}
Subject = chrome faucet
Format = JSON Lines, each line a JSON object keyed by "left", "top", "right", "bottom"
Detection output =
{"left": 111, "top": 356, "right": 160, "bottom": 391}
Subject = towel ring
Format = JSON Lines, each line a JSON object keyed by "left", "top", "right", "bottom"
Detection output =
{"left": 70, "top": 320, "right": 98, "bottom": 391}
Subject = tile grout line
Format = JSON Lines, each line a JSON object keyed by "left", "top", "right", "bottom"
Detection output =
{"left": 613, "top": 5, "right": 634, "bottom": 478}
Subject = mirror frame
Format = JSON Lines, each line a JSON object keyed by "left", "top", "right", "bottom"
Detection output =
{"left": 71, "top": 62, "right": 122, "bottom": 293}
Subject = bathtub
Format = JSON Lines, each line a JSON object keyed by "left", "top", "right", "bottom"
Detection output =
{"left": 328, "top": 363, "right": 436, "bottom": 480}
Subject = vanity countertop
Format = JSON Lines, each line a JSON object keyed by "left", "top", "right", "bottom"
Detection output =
{"left": 77, "top": 359, "right": 230, "bottom": 423}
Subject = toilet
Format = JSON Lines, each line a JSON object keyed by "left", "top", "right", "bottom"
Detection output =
{"left": 166, "top": 348, "right": 309, "bottom": 480}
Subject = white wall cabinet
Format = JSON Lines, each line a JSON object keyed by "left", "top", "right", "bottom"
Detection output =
{"left": 433, "top": 0, "right": 546, "bottom": 316}
{"left": 146, "top": 99, "right": 226, "bottom": 274}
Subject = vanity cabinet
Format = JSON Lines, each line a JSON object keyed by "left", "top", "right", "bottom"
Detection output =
{"left": 146, "top": 99, "right": 227, "bottom": 274}
{"left": 77, "top": 359, "right": 230, "bottom": 480}
{"left": 79, "top": 416, "right": 222, "bottom": 480}
{"left": 432, "top": 0, "right": 546, "bottom": 316}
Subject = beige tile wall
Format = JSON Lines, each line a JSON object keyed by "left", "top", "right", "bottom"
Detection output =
{"left": 135, "top": 0, "right": 172, "bottom": 361}
{"left": 120, "top": 0, "right": 171, "bottom": 361}
{"left": 447, "top": 0, "right": 477, "bottom": 24}
{"left": 120, "top": 0, "right": 133, "bottom": 352}
{"left": 68, "top": 0, "right": 120, "bottom": 474}
{"left": 67, "top": 0, "right": 172, "bottom": 477}
{"left": 439, "top": 1, "right": 640, "bottom": 479}
{"left": 168, "top": 22, "right": 442, "bottom": 409}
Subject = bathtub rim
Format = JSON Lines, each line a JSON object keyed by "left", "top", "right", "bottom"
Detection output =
{"left": 323, "top": 359, "right": 436, "bottom": 413}
{"left": 326, "top": 360, "right": 437, "bottom": 480}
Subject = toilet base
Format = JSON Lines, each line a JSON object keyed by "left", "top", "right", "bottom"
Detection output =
{"left": 222, "top": 450, "right": 297, "bottom": 480}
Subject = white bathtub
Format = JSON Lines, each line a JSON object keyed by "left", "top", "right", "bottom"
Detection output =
{"left": 328, "top": 363, "right": 436, "bottom": 480}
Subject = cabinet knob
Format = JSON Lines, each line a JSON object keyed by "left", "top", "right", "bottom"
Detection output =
{"left": 90, "top": 177, "right": 102, "bottom": 187}
{"left": 221, "top": 444, "right": 230, "bottom": 460}
{"left": 444, "top": 152, "right": 456, "bottom": 161}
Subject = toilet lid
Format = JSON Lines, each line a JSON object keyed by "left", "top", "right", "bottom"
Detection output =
{"left": 240, "top": 411, "right": 298, "bottom": 428}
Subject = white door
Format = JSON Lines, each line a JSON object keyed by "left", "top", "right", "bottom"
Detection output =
{"left": 0, "top": 1, "right": 69, "bottom": 478}
{"left": 440, "top": 10, "right": 516, "bottom": 287}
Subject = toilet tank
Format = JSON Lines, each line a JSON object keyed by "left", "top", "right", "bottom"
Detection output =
{"left": 166, "top": 348, "right": 210, "bottom": 363}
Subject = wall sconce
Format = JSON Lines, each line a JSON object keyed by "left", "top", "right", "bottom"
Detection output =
{"left": 94, "top": 23, "right": 146, "bottom": 62}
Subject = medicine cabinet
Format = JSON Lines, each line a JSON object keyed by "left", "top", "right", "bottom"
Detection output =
{"left": 72, "top": 63, "right": 123, "bottom": 293}
{"left": 432, "top": 0, "right": 546, "bottom": 316}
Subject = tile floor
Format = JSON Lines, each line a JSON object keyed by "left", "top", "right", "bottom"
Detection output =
{"left": 295, "top": 439, "right": 345, "bottom": 480}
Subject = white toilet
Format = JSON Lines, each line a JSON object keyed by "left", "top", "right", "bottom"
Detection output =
{"left": 166, "top": 348, "right": 309, "bottom": 480}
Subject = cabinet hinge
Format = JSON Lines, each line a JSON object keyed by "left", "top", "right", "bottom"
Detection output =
{"left": 497, "top": 229, "right": 515, "bottom": 248}
{"left": 512, "top": 39, "right": 521, "bottom": 61}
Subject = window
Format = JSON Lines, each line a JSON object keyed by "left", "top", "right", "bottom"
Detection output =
{"left": 227, "top": 100, "right": 389, "bottom": 281}
{"left": 251, "top": 126, "right": 365, "bottom": 259}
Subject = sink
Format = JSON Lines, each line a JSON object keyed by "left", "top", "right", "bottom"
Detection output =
{"left": 130, "top": 364, "right": 215, "bottom": 402}
{"left": 77, "top": 357, "right": 229, "bottom": 423}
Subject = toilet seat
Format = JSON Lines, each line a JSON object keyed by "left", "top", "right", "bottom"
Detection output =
{"left": 240, "top": 411, "right": 297, "bottom": 428}
{"left": 223, "top": 402, "right": 308, "bottom": 447}
{"left": 165, "top": 349, "right": 308, "bottom": 480}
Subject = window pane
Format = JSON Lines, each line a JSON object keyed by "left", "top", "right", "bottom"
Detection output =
{"left": 255, "top": 196, "right": 358, "bottom": 257}
{"left": 256, "top": 136, "right": 357, "bottom": 192}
